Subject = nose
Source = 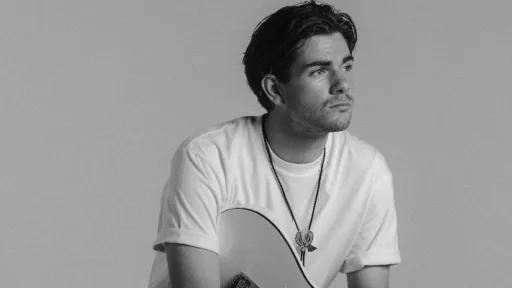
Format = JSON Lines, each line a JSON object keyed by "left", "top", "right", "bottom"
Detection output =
{"left": 329, "top": 70, "right": 350, "bottom": 95}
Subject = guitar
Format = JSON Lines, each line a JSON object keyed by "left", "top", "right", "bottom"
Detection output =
{"left": 218, "top": 207, "right": 319, "bottom": 288}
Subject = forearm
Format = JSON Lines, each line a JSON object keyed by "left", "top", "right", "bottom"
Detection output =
{"left": 166, "top": 243, "right": 220, "bottom": 288}
{"left": 347, "top": 265, "right": 390, "bottom": 288}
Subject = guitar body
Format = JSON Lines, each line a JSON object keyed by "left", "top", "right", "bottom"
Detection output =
{"left": 218, "top": 208, "right": 318, "bottom": 288}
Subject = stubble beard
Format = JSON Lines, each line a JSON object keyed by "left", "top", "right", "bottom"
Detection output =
{"left": 287, "top": 108, "right": 352, "bottom": 137}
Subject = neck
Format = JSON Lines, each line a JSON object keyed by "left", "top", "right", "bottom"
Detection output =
{"left": 263, "top": 112, "right": 328, "bottom": 164}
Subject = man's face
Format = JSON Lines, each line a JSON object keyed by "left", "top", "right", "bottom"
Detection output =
{"left": 276, "top": 32, "right": 354, "bottom": 135}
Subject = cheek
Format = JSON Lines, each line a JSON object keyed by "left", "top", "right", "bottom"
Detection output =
{"left": 292, "top": 80, "right": 329, "bottom": 107}
{"left": 344, "top": 75, "right": 355, "bottom": 91}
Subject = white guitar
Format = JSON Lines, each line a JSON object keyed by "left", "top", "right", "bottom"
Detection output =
{"left": 218, "top": 208, "right": 319, "bottom": 288}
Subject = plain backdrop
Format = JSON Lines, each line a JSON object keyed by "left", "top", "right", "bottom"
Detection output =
{"left": 1, "top": 0, "right": 511, "bottom": 287}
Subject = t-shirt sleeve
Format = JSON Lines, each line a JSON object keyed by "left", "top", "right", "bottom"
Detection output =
{"left": 152, "top": 144, "right": 222, "bottom": 255}
{"left": 340, "top": 151, "right": 401, "bottom": 273}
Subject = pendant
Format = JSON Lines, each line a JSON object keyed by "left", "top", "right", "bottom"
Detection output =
{"left": 295, "top": 230, "right": 317, "bottom": 252}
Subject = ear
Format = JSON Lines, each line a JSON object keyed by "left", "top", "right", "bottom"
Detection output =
{"left": 261, "top": 74, "right": 286, "bottom": 106}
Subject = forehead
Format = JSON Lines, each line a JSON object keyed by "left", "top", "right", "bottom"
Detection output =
{"left": 294, "top": 32, "right": 351, "bottom": 65}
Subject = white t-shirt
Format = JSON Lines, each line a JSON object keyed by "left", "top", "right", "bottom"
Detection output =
{"left": 149, "top": 115, "right": 401, "bottom": 288}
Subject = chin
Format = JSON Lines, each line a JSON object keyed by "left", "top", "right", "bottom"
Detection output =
{"left": 314, "top": 120, "right": 350, "bottom": 134}
{"left": 324, "top": 114, "right": 352, "bottom": 132}
{"left": 328, "top": 122, "right": 350, "bottom": 132}
{"left": 290, "top": 111, "right": 351, "bottom": 134}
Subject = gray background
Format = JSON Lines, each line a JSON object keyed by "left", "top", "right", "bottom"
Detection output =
{"left": 1, "top": 0, "right": 511, "bottom": 287}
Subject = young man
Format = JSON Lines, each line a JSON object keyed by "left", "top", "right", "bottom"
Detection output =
{"left": 149, "top": 2, "right": 401, "bottom": 287}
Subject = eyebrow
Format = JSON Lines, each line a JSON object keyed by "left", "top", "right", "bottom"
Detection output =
{"left": 343, "top": 55, "right": 354, "bottom": 63}
{"left": 301, "top": 55, "right": 354, "bottom": 70}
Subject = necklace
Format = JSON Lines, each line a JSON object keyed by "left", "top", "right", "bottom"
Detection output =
{"left": 261, "top": 114, "right": 326, "bottom": 265}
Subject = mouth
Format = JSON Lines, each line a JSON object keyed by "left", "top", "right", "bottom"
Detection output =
{"left": 329, "top": 102, "right": 352, "bottom": 110}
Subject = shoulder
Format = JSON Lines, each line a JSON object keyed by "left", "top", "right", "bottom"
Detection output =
{"left": 331, "top": 131, "right": 391, "bottom": 178}
{"left": 174, "top": 115, "right": 260, "bottom": 160}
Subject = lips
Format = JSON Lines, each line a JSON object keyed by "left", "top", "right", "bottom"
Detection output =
{"left": 329, "top": 102, "right": 352, "bottom": 108}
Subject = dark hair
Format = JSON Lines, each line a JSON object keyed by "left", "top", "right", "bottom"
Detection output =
{"left": 243, "top": 1, "right": 357, "bottom": 111}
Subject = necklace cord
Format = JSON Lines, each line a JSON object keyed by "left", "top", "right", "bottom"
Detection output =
{"left": 261, "top": 117, "right": 301, "bottom": 232}
{"left": 261, "top": 114, "right": 326, "bottom": 265}
{"left": 308, "top": 149, "right": 325, "bottom": 231}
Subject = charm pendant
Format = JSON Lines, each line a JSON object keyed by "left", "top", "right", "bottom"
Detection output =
{"left": 295, "top": 230, "right": 317, "bottom": 252}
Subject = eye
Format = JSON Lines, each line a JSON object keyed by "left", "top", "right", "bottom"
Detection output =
{"left": 343, "top": 63, "right": 353, "bottom": 72}
{"left": 311, "top": 68, "right": 327, "bottom": 76}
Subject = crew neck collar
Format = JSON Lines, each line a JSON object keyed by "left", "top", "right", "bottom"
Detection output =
{"left": 259, "top": 114, "right": 331, "bottom": 176}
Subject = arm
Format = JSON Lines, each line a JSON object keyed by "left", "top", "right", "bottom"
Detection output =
{"left": 341, "top": 152, "right": 400, "bottom": 278}
{"left": 165, "top": 243, "right": 220, "bottom": 288}
{"left": 156, "top": 147, "right": 223, "bottom": 287}
{"left": 347, "top": 265, "right": 390, "bottom": 288}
